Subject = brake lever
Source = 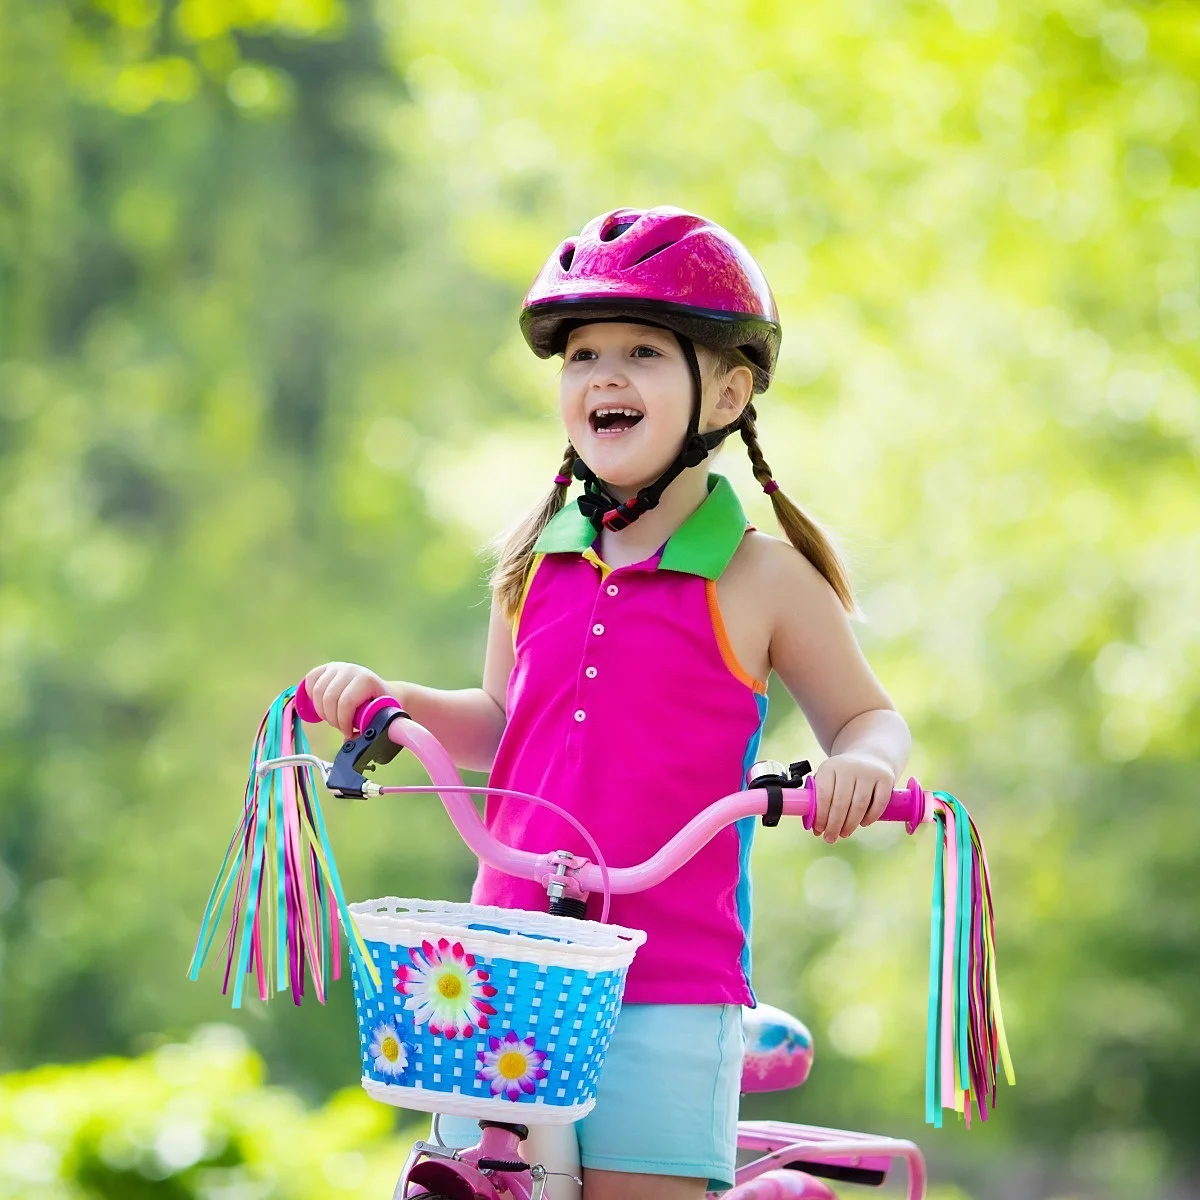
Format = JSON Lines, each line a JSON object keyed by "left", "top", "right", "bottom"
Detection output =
{"left": 325, "top": 701, "right": 410, "bottom": 798}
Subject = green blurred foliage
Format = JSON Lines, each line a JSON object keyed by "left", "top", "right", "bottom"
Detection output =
{"left": 1, "top": 0, "right": 1197, "bottom": 1196}
{"left": 0, "top": 1025, "right": 418, "bottom": 1198}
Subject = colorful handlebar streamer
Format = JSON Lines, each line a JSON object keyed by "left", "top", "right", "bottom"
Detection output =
{"left": 187, "top": 687, "right": 381, "bottom": 1007}
{"left": 925, "top": 792, "right": 1015, "bottom": 1127}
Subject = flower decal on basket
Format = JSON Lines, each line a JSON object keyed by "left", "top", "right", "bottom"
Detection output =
{"left": 394, "top": 937, "right": 498, "bottom": 1038}
{"left": 367, "top": 1021, "right": 411, "bottom": 1077}
{"left": 477, "top": 1031, "right": 549, "bottom": 1100}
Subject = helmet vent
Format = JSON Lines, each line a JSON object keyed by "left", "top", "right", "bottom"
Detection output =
{"left": 629, "top": 241, "right": 676, "bottom": 267}
{"left": 559, "top": 243, "right": 576, "bottom": 271}
{"left": 600, "top": 219, "right": 636, "bottom": 242}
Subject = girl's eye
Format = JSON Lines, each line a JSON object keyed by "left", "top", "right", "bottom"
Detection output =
{"left": 567, "top": 344, "right": 661, "bottom": 362}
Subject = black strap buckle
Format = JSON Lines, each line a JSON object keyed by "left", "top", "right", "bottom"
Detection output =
{"left": 762, "top": 785, "right": 784, "bottom": 827}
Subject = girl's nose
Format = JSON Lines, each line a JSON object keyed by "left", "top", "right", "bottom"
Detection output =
{"left": 588, "top": 355, "right": 628, "bottom": 389}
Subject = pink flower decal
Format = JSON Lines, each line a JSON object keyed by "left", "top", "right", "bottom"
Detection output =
{"left": 476, "top": 1030, "right": 549, "bottom": 1100}
{"left": 394, "top": 938, "right": 498, "bottom": 1039}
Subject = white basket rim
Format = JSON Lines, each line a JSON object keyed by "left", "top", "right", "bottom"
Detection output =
{"left": 349, "top": 897, "right": 647, "bottom": 966}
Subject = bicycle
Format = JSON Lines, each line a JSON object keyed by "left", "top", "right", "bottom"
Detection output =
{"left": 190, "top": 684, "right": 1011, "bottom": 1200}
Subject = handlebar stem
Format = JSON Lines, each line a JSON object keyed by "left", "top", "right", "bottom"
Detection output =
{"left": 541, "top": 851, "right": 590, "bottom": 903}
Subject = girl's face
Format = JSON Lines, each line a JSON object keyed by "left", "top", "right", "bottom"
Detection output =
{"left": 559, "top": 322, "right": 746, "bottom": 491}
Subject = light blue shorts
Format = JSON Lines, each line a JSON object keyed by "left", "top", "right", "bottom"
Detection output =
{"left": 438, "top": 1002, "right": 743, "bottom": 1191}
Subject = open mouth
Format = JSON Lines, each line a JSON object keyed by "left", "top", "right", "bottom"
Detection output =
{"left": 589, "top": 407, "right": 645, "bottom": 435}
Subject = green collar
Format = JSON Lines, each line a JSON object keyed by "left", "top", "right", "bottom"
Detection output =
{"left": 533, "top": 473, "right": 748, "bottom": 580}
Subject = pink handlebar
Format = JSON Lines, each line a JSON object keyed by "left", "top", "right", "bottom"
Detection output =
{"left": 292, "top": 680, "right": 931, "bottom": 898}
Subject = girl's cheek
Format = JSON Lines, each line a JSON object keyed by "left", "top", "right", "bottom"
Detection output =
{"left": 558, "top": 398, "right": 588, "bottom": 440}
{"left": 557, "top": 379, "right": 580, "bottom": 417}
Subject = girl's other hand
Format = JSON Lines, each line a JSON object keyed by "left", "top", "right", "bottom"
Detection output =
{"left": 303, "top": 662, "right": 388, "bottom": 737}
{"left": 810, "top": 753, "right": 897, "bottom": 843}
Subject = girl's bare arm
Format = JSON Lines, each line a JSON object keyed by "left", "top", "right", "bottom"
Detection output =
{"left": 385, "top": 596, "right": 514, "bottom": 773}
{"left": 760, "top": 539, "right": 911, "bottom": 838}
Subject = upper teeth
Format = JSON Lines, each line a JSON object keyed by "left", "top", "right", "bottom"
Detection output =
{"left": 595, "top": 408, "right": 641, "bottom": 418}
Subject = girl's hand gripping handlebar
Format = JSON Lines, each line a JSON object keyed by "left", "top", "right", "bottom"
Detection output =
{"left": 293, "top": 679, "right": 396, "bottom": 733}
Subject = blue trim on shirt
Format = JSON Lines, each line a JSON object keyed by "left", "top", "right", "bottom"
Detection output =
{"left": 735, "top": 690, "right": 769, "bottom": 1007}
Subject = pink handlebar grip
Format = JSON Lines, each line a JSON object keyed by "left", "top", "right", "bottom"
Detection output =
{"left": 802, "top": 775, "right": 929, "bottom": 835}
{"left": 293, "top": 679, "right": 403, "bottom": 735}
{"left": 293, "top": 680, "right": 321, "bottom": 723}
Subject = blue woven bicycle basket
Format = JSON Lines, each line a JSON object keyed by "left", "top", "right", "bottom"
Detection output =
{"left": 349, "top": 897, "right": 646, "bottom": 1124}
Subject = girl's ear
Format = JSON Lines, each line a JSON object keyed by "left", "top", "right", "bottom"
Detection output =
{"left": 710, "top": 362, "right": 754, "bottom": 429}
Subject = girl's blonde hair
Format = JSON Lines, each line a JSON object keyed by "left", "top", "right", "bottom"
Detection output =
{"left": 490, "top": 346, "right": 854, "bottom": 619}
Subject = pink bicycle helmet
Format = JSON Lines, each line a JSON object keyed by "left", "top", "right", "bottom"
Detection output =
{"left": 521, "top": 206, "right": 780, "bottom": 392}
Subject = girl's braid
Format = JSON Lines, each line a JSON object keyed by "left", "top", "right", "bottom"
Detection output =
{"left": 738, "top": 403, "right": 856, "bottom": 612}
{"left": 555, "top": 442, "right": 578, "bottom": 489}
{"left": 492, "top": 442, "right": 579, "bottom": 619}
{"left": 738, "top": 403, "right": 775, "bottom": 491}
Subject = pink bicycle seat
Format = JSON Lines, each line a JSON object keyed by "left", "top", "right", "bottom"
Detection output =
{"left": 741, "top": 1002, "right": 814, "bottom": 1094}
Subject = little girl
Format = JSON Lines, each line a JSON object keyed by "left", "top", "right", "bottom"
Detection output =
{"left": 306, "top": 206, "right": 911, "bottom": 1199}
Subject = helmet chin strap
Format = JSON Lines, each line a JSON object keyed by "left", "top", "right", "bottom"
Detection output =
{"left": 572, "top": 331, "right": 741, "bottom": 534}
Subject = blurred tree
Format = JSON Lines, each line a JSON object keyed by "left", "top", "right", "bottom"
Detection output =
{"left": 0, "top": 0, "right": 493, "bottom": 1102}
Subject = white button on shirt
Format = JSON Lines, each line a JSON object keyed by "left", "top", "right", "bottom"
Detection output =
{"left": 606, "top": 584, "right": 619, "bottom": 597}
{"left": 592, "top": 623, "right": 605, "bottom": 636}
{"left": 585, "top": 667, "right": 598, "bottom": 679}
{"left": 574, "top": 709, "right": 586, "bottom": 722}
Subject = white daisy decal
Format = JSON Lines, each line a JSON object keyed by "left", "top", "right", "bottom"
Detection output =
{"left": 476, "top": 1030, "right": 549, "bottom": 1100}
{"left": 394, "top": 938, "right": 498, "bottom": 1039}
{"left": 367, "top": 1021, "right": 409, "bottom": 1076}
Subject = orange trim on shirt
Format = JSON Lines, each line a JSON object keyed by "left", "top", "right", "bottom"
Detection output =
{"left": 512, "top": 554, "right": 545, "bottom": 646}
{"left": 705, "top": 578, "right": 768, "bottom": 695}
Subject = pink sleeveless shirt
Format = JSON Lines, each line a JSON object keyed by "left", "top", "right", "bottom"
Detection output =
{"left": 472, "top": 475, "right": 768, "bottom": 1005}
